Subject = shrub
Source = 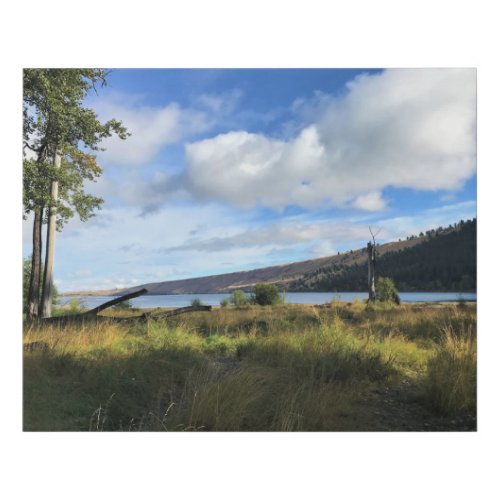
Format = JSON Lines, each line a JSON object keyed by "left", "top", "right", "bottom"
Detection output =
{"left": 376, "top": 277, "right": 400, "bottom": 304}
{"left": 253, "top": 283, "right": 281, "bottom": 306}
{"left": 67, "top": 298, "right": 85, "bottom": 314}
{"left": 230, "top": 290, "right": 249, "bottom": 307}
{"left": 191, "top": 298, "right": 203, "bottom": 307}
{"left": 220, "top": 297, "right": 230, "bottom": 308}
{"left": 113, "top": 300, "right": 133, "bottom": 310}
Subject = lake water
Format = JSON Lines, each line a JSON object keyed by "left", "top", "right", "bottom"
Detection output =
{"left": 59, "top": 291, "right": 477, "bottom": 309}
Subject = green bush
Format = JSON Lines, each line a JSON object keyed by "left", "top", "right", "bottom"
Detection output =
{"left": 230, "top": 290, "right": 249, "bottom": 307}
{"left": 191, "top": 298, "right": 203, "bottom": 307}
{"left": 376, "top": 277, "right": 400, "bottom": 304}
{"left": 220, "top": 297, "right": 230, "bottom": 308}
{"left": 67, "top": 298, "right": 85, "bottom": 314}
{"left": 253, "top": 283, "right": 281, "bottom": 306}
{"left": 113, "top": 299, "right": 133, "bottom": 310}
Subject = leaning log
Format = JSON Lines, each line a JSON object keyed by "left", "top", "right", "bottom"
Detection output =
{"left": 84, "top": 288, "right": 148, "bottom": 316}
{"left": 106, "top": 305, "right": 212, "bottom": 322}
{"left": 37, "top": 288, "right": 149, "bottom": 324}
{"left": 32, "top": 288, "right": 213, "bottom": 325}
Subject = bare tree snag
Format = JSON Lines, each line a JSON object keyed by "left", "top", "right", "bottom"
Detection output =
{"left": 367, "top": 226, "right": 381, "bottom": 302}
{"left": 367, "top": 241, "right": 376, "bottom": 301}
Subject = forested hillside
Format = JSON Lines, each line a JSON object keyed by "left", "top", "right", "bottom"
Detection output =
{"left": 289, "top": 219, "right": 476, "bottom": 292}
{"left": 68, "top": 219, "right": 476, "bottom": 296}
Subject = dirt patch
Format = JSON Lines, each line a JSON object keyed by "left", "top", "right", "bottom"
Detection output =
{"left": 354, "top": 381, "right": 476, "bottom": 431}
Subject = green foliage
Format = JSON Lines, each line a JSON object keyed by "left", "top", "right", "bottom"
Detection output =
{"left": 191, "top": 298, "right": 203, "bottom": 307}
{"left": 23, "top": 69, "right": 129, "bottom": 228}
{"left": 253, "top": 282, "right": 282, "bottom": 306}
{"left": 230, "top": 289, "right": 250, "bottom": 307}
{"left": 113, "top": 300, "right": 133, "bottom": 310}
{"left": 66, "top": 298, "right": 85, "bottom": 315}
{"left": 220, "top": 297, "right": 230, "bottom": 308}
{"left": 23, "top": 258, "right": 58, "bottom": 312}
{"left": 376, "top": 277, "right": 400, "bottom": 304}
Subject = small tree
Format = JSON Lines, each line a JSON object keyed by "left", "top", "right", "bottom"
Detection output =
{"left": 230, "top": 290, "right": 249, "bottom": 307}
{"left": 220, "top": 297, "right": 230, "bottom": 308}
{"left": 253, "top": 283, "right": 281, "bottom": 306}
{"left": 191, "top": 297, "right": 203, "bottom": 307}
{"left": 376, "top": 277, "right": 400, "bottom": 304}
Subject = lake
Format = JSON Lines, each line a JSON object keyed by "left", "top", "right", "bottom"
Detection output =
{"left": 59, "top": 291, "right": 477, "bottom": 309}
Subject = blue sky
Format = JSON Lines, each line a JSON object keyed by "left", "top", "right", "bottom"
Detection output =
{"left": 23, "top": 68, "right": 477, "bottom": 292}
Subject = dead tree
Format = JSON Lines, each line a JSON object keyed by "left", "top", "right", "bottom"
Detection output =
{"left": 367, "top": 226, "right": 381, "bottom": 302}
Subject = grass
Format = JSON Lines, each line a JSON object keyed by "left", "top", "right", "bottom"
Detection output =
{"left": 23, "top": 303, "right": 476, "bottom": 431}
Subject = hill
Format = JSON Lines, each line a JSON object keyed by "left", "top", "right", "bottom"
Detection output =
{"left": 290, "top": 219, "right": 476, "bottom": 292}
{"left": 64, "top": 219, "right": 476, "bottom": 296}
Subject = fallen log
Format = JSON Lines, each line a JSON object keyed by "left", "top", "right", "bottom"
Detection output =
{"left": 105, "top": 305, "right": 212, "bottom": 322}
{"left": 32, "top": 289, "right": 213, "bottom": 325}
{"left": 36, "top": 288, "right": 148, "bottom": 324}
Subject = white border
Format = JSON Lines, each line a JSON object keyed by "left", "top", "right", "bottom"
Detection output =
{"left": 2, "top": 1, "right": 498, "bottom": 499}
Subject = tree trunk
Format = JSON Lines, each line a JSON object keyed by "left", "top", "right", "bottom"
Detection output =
{"left": 367, "top": 242, "right": 376, "bottom": 301}
{"left": 26, "top": 206, "right": 43, "bottom": 318}
{"left": 40, "top": 151, "right": 61, "bottom": 318}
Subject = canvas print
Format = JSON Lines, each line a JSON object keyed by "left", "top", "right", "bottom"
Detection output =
{"left": 23, "top": 68, "right": 476, "bottom": 431}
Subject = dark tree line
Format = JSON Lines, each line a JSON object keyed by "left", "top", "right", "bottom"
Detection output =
{"left": 289, "top": 219, "right": 476, "bottom": 292}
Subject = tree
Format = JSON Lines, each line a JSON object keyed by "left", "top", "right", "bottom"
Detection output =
{"left": 253, "top": 283, "right": 281, "bottom": 306}
{"left": 230, "top": 289, "right": 249, "bottom": 307}
{"left": 23, "top": 258, "right": 58, "bottom": 314}
{"left": 23, "top": 69, "right": 129, "bottom": 318}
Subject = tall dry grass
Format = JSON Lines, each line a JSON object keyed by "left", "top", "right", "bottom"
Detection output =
{"left": 422, "top": 324, "right": 476, "bottom": 416}
{"left": 23, "top": 303, "right": 476, "bottom": 431}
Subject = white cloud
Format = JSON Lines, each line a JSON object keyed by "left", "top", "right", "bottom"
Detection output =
{"left": 351, "top": 191, "right": 387, "bottom": 211}
{"left": 26, "top": 195, "right": 475, "bottom": 292}
{"left": 179, "top": 69, "right": 475, "bottom": 211}
{"left": 196, "top": 89, "right": 243, "bottom": 115}
{"left": 94, "top": 95, "right": 212, "bottom": 166}
{"left": 155, "top": 200, "right": 476, "bottom": 260}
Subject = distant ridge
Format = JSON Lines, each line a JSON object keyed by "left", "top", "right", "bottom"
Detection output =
{"left": 63, "top": 219, "right": 476, "bottom": 296}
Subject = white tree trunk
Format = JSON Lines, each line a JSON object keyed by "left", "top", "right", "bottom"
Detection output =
{"left": 40, "top": 151, "right": 61, "bottom": 318}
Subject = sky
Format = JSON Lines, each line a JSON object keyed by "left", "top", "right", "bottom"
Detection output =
{"left": 22, "top": 68, "right": 477, "bottom": 292}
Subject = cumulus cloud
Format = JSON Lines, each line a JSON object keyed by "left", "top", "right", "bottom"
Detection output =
{"left": 94, "top": 95, "right": 212, "bottom": 166}
{"left": 351, "top": 191, "right": 387, "bottom": 211}
{"left": 179, "top": 69, "right": 476, "bottom": 211}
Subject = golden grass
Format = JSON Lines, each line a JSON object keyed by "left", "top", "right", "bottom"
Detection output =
{"left": 23, "top": 303, "right": 476, "bottom": 431}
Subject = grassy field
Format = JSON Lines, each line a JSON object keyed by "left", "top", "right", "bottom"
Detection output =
{"left": 23, "top": 301, "right": 476, "bottom": 431}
